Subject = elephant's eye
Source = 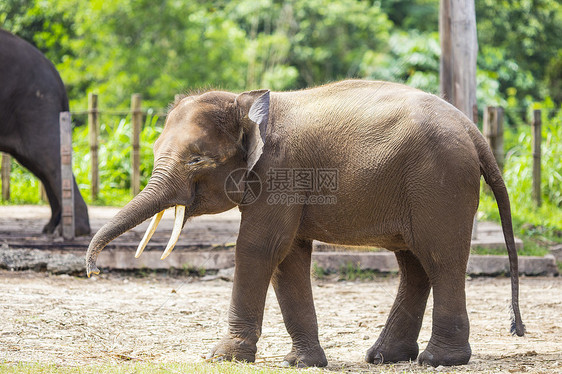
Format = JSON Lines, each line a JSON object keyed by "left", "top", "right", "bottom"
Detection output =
{"left": 187, "top": 156, "right": 203, "bottom": 166}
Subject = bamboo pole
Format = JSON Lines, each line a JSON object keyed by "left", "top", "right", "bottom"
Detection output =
{"left": 131, "top": 94, "right": 142, "bottom": 196}
{"left": 532, "top": 110, "right": 542, "bottom": 207}
{"left": 88, "top": 93, "right": 99, "bottom": 201}
{"left": 483, "top": 106, "right": 504, "bottom": 172}
{"left": 1, "top": 153, "right": 10, "bottom": 201}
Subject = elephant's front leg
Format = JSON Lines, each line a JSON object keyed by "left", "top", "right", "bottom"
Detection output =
{"left": 206, "top": 208, "right": 301, "bottom": 362}
{"left": 206, "top": 252, "right": 273, "bottom": 362}
{"left": 271, "top": 239, "right": 327, "bottom": 367}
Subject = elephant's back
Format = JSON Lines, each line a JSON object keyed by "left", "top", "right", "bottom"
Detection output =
{"left": 0, "top": 30, "right": 69, "bottom": 117}
{"left": 274, "top": 80, "right": 480, "bottom": 176}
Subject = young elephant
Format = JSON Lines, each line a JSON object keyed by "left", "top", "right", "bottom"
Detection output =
{"left": 86, "top": 80, "right": 524, "bottom": 367}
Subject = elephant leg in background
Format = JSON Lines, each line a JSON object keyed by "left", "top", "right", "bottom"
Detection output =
{"left": 207, "top": 206, "right": 302, "bottom": 363}
{"left": 11, "top": 115, "right": 90, "bottom": 236}
{"left": 271, "top": 238, "right": 327, "bottom": 368}
{"left": 366, "top": 249, "right": 430, "bottom": 364}
{"left": 11, "top": 150, "right": 61, "bottom": 233}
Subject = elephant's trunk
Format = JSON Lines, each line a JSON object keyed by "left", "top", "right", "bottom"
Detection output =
{"left": 85, "top": 165, "right": 189, "bottom": 277}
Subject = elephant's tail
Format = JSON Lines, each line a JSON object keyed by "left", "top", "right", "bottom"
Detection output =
{"left": 475, "top": 134, "right": 525, "bottom": 337}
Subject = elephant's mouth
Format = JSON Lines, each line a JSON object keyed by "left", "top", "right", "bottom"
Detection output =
{"left": 134, "top": 205, "right": 183, "bottom": 260}
{"left": 135, "top": 192, "right": 196, "bottom": 260}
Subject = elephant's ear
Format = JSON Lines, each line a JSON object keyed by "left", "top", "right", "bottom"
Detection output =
{"left": 235, "top": 89, "right": 270, "bottom": 171}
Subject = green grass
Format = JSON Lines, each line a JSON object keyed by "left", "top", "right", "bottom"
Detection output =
{"left": 338, "top": 262, "right": 380, "bottom": 281}
{"left": 470, "top": 244, "right": 548, "bottom": 257}
{"left": 0, "top": 361, "right": 441, "bottom": 374}
{"left": 311, "top": 262, "right": 397, "bottom": 281}
{"left": 0, "top": 362, "right": 319, "bottom": 374}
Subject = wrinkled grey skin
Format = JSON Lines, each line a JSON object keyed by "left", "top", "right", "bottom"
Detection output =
{"left": 86, "top": 80, "right": 524, "bottom": 367}
{"left": 0, "top": 29, "right": 90, "bottom": 236}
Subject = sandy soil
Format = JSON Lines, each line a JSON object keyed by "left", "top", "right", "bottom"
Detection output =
{"left": 0, "top": 270, "right": 560, "bottom": 373}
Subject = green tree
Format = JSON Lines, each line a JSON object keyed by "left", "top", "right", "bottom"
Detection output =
{"left": 59, "top": 0, "right": 249, "bottom": 109}
{"left": 379, "top": 0, "right": 439, "bottom": 32}
{"left": 0, "top": 0, "right": 75, "bottom": 63}
{"left": 228, "top": 0, "right": 392, "bottom": 88}
{"left": 476, "top": 0, "right": 562, "bottom": 103}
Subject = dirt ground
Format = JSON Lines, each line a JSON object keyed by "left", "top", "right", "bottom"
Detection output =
{"left": 0, "top": 270, "right": 560, "bottom": 373}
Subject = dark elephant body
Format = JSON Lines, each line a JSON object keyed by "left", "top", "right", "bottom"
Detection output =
{"left": 87, "top": 80, "right": 523, "bottom": 367}
{"left": 0, "top": 29, "right": 89, "bottom": 235}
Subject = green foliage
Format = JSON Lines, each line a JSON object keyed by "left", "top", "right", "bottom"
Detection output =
{"left": 476, "top": 0, "right": 562, "bottom": 106}
{"left": 0, "top": 0, "right": 75, "bottom": 62}
{"left": 546, "top": 51, "right": 562, "bottom": 104}
{"left": 479, "top": 102, "right": 562, "bottom": 250}
{"left": 380, "top": 0, "right": 439, "bottom": 32}
{"left": 311, "top": 262, "right": 328, "bottom": 280}
{"left": 364, "top": 31, "right": 440, "bottom": 93}
{"left": 0, "top": 157, "right": 42, "bottom": 205}
{"left": 71, "top": 113, "right": 162, "bottom": 206}
{"left": 1, "top": 0, "right": 392, "bottom": 107}
{"left": 2, "top": 0, "right": 562, "bottom": 110}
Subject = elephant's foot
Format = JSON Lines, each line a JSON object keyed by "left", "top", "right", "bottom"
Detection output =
{"left": 282, "top": 345, "right": 328, "bottom": 368}
{"left": 205, "top": 335, "right": 257, "bottom": 363}
{"left": 42, "top": 214, "right": 60, "bottom": 234}
{"left": 365, "top": 340, "right": 419, "bottom": 364}
{"left": 418, "top": 341, "right": 471, "bottom": 367}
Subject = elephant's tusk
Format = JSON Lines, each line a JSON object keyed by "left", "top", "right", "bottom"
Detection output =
{"left": 160, "top": 205, "right": 186, "bottom": 260}
{"left": 135, "top": 210, "right": 165, "bottom": 258}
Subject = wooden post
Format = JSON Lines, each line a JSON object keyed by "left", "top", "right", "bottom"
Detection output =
{"left": 1, "top": 153, "right": 10, "bottom": 201}
{"left": 439, "top": 0, "right": 478, "bottom": 121}
{"left": 131, "top": 94, "right": 142, "bottom": 196}
{"left": 483, "top": 106, "right": 504, "bottom": 172}
{"left": 440, "top": 0, "right": 478, "bottom": 239}
{"left": 532, "top": 110, "right": 542, "bottom": 207}
{"left": 60, "top": 111, "right": 75, "bottom": 240}
{"left": 88, "top": 93, "right": 99, "bottom": 201}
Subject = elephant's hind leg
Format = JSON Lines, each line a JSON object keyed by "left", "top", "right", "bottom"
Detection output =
{"left": 417, "top": 259, "right": 472, "bottom": 366}
{"left": 366, "top": 250, "right": 430, "bottom": 364}
{"left": 271, "top": 239, "right": 327, "bottom": 368}
{"left": 414, "top": 226, "right": 473, "bottom": 366}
